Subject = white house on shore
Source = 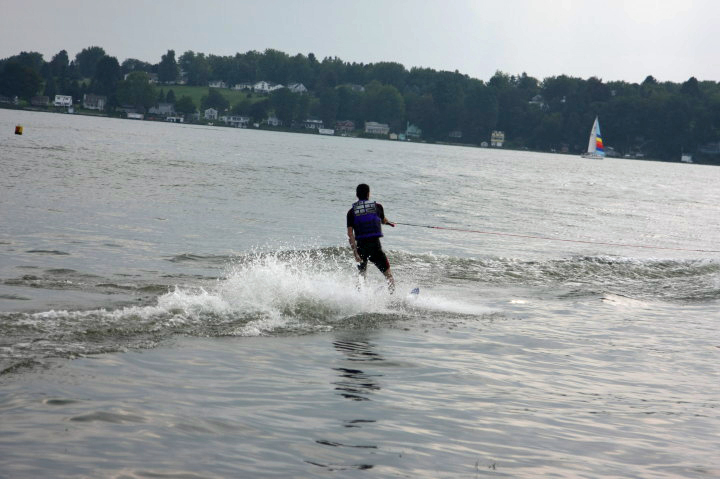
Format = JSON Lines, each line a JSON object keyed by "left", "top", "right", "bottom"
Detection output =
{"left": 82, "top": 94, "right": 107, "bottom": 111}
{"left": 54, "top": 95, "right": 72, "bottom": 107}
{"left": 365, "top": 121, "right": 389, "bottom": 135}
{"left": 406, "top": 122, "right": 422, "bottom": 139}
{"left": 204, "top": 108, "right": 218, "bottom": 120}
{"left": 253, "top": 81, "right": 271, "bottom": 93}
{"left": 288, "top": 83, "right": 308, "bottom": 94}
{"left": 303, "top": 119, "right": 323, "bottom": 130}
{"left": 266, "top": 116, "right": 282, "bottom": 127}
{"left": 220, "top": 115, "right": 250, "bottom": 128}
{"left": 232, "top": 82, "right": 254, "bottom": 91}
{"left": 208, "top": 80, "right": 227, "bottom": 89}
{"left": 149, "top": 102, "right": 175, "bottom": 116}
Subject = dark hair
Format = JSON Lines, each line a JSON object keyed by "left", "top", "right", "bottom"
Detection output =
{"left": 356, "top": 183, "right": 370, "bottom": 200}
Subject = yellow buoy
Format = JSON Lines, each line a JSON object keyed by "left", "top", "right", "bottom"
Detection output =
{"left": 15, "top": 125, "right": 23, "bottom": 135}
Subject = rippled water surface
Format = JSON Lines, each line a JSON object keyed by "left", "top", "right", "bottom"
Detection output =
{"left": 1, "top": 109, "right": 719, "bottom": 478}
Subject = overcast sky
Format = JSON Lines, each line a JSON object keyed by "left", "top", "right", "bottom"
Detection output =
{"left": 1, "top": 0, "right": 716, "bottom": 84}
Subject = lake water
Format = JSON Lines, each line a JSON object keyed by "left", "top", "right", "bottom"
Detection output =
{"left": 1, "top": 109, "right": 719, "bottom": 478}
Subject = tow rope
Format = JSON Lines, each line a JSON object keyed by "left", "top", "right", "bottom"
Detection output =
{"left": 393, "top": 222, "right": 720, "bottom": 254}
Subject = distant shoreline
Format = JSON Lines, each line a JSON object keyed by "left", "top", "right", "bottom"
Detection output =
{"left": 4, "top": 104, "right": 718, "bottom": 166}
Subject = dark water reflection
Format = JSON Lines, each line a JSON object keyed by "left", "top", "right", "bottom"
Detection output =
{"left": 308, "top": 336, "right": 385, "bottom": 472}
{"left": 333, "top": 337, "right": 384, "bottom": 401}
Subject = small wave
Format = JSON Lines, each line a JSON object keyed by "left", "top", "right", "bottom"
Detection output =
{"left": 0, "top": 294, "right": 30, "bottom": 301}
{"left": 392, "top": 252, "right": 720, "bottom": 303}
{"left": 167, "top": 253, "right": 234, "bottom": 264}
{"left": 25, "top": 249, "right": 70, "bottom": 255}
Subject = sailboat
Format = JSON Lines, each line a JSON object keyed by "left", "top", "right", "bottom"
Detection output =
{"left": 581, "top": 116, "right": 605, "bottom": 159}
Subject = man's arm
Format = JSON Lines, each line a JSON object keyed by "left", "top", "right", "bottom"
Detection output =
{"left": 377, "top": 204, "right": 395, "bottom": 227}
{"left": 347, "top": 226, "right": 361, "bottom": 262}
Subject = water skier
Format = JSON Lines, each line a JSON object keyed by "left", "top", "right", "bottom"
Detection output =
{"left": 347, "top": 183, "right": 396, "bottom": 293}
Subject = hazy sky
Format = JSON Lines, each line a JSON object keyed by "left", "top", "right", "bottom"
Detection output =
{"left": 1, "top": 0, "right": 716, "bottom": 84}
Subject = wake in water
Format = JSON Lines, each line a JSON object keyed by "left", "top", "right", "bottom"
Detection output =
{"left": 0, "top": 247, "right": 488, "bottom": 373}
{"left": 1, "top": 246, "right": 718, "bottom": 374}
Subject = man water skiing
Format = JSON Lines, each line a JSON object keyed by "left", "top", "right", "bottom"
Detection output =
{"left": 346, "top": 183, "right": 395, "bottom": 292}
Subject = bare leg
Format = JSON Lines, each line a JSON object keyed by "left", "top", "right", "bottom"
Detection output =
{"left": 356, "top": 261, "right": 368, "bottom": 289}
{"left": 383, "top": 268, "right": 395, "bottom": 294}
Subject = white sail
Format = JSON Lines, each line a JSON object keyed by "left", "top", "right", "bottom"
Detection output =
{"left": 582, "top": 116, "right": 605, "bottom": 159}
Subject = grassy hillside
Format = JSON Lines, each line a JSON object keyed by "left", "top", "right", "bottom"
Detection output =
{"left": 160, "top": 85, "right": 263, "bottom": 108}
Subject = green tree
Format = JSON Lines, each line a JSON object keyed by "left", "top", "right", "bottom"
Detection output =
{"left": 369, "top": 62, "right": 407, "bottom": 91}
{"left": 158, "top": 49, "right": 179, "bottom": 83}
{"left": 363, "top": 81, "right": 405, "bottom": 131}
{"left": 116, "top": 71, "right": 156, "bottom": 109}
{"left": 461, "top": 80, "right": 498, "bottom": 144}
{"left": 249, "top": 98, "right": 270, "bottom": 122}
{"left": 406, "top": 93, "right": 437, "bottom": 139}
{"left": 75, "top": 46, "right": 106, "bottom": 78}
{"left": 43, "top": 75, "right": 57, "bottom": 98}
{"left": 336, "top": 85, "right": 363, "bottom": 122}
{"left": 121, "top": 58, "right": 154, "bottom": 75}
{"left": 201, "top": 88, "right": 230, "bottom": 111}
{"left": 92, "top": 55, "right": 121, "bottom": 96}
{"left": 295, "top": 93, "right": 311, "bottom": 122}
{"left": 318, "top": 87, "right": 339, "bottom": 127}
{"left": 288, "top": 53, "right": 314, "bottom": 87}
{"left": 50, "top": 50, "right": 69, "bottom": 78}
{"left": 232, "top": 98, "right": 252, "bottom": 115}
{"left": 0, "top": 62, "right": 42, "bottom": 100}
{"left": 166, "top": 89, "right": 176, "bottom": 103}
{"left": 179, "top": 51, "right": 210, "bottom": 86}
{"left": 258, "top": 48, "right": 290, "bottom": 83}
{"left": 270, "top": 88, "right": 297, "bottom": 125}
{"left": 175, "top": 95, "right": 196, "bottom": 115}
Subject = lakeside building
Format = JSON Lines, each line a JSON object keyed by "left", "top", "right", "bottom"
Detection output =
{"left": 491, "top": 130, "right": 505, "bottom": 147}
{"left": 335, "top": 120, "right": 355, "bottom": 134}
{"left": 204, "top": 108, "right": 218, "bottom": 120}
{"left": 54, "top": 95, "right": 72, "bottom": 107}
{"left": 208, "top": 80, "right": 227, "bottom": 89}
{"left": 288, "top": 83, "right": 308, "bottom": 94}
{"left": 303, "top": 119, "right": 324, "bottom": 130}
{"left": 31, "top": 96, "right": 49, "bottom": 107}
{"left": 83, "top": 94, "right": 107, "bottom": 111}
{"left": 220, "top": 115, "right": 250, "bottom": 128}
{"left": 365, "top": 121, "right": 389, "bottom": 136}
{"left": 253, "top": 81, "right": 270, "bottom": 93}
{"left": 266, "top": 116, "right": 282, "bottom": 127}
{"left": 406, "top": 122, "right": 422, "bottom": 139}
{"left": 232, "top": 82, "right": 254, "bottom": 91}
{"left": 149, "top": 102, "right": 175, "bottom": 116}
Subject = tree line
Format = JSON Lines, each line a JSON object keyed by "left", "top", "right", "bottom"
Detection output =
{"left": 2, "top": 46, "right": 719, "bottom": 160}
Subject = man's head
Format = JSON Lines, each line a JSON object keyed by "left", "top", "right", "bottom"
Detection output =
{"left": 356, "top": 183, "right": 370, "bottom": 200}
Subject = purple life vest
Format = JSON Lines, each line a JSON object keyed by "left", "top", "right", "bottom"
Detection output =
{"left": 352, "top": 200, "right": 383, "bottom": 239}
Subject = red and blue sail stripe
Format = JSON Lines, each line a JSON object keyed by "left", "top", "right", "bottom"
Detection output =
{"left": 595, "top": 122, "right": 604, "bottom": 154}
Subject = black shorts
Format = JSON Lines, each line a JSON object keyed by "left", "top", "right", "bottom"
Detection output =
{"left": 357, "top": 238, "right": 390, "bottom": 273}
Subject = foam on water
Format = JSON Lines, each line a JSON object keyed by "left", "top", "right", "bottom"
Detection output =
{"left": 2, "top": 248, "right": 497, "bottom": 369}
{"left": 3, "top": 247, "right": 718, "bottom": 371}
